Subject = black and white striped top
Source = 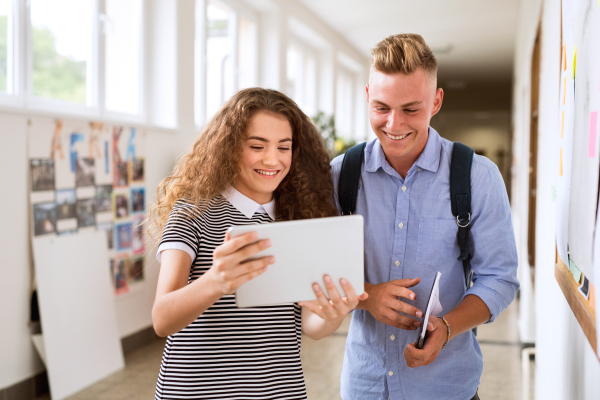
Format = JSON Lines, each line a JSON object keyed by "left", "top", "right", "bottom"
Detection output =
{"left": 155, "top": 195, "right": 306, "bottom": 400}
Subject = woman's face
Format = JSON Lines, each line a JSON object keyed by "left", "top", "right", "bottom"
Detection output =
{"left": 233, "top": 111, "right": 293, "bottom": 204}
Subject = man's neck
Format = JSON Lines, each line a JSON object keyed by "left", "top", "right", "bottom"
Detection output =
{"left": 386, "top": 154, "right": 418, "bottom": 179}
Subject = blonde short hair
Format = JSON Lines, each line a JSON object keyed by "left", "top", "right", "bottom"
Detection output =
{"left": 371, "top": 34, "right": 437, "bottom": 80}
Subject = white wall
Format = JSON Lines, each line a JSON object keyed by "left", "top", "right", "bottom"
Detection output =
{"left": 0, "top": 0, "right": 369, "bottom": 391}
{"left": 512, "top": 0, "right": 600, "bottom": 398}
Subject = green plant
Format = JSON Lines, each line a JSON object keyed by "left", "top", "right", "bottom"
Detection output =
{"left": 312, "top": 111, "right": 356, "bottom": 160}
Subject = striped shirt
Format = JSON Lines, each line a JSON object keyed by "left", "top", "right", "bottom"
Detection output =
{"left": 155, "top": 193, "right": 307, "bottom": 400}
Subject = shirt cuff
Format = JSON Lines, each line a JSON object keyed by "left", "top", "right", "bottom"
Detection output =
{"left": 156, "top": 242, "right": 196, "bottom": 264}
{"left": 463, "top": 277, "right": 518, "bottom": 323}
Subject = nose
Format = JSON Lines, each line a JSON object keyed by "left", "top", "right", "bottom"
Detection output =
{"left": 386, "top": 110, "right": 404, "bottom": 131}
{"left": 262, "top": 147, "right": 278, "bottom": 167}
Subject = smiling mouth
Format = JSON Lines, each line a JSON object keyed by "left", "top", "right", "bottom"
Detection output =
{"left": 384, "top": 132, "right": 412, "bottom": 141}
{"left": 254, "top": 169, "right": 279, "bottom": 177}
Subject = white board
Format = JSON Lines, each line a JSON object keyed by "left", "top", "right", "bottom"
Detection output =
{"left": 33, "top": 232, "right": 125, "bottom": 400}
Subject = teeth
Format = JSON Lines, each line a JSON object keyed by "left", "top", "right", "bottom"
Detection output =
{"left": 256, "top": 170, "right": 277, "bottom": 176}
{"left": 385, "top": 132, "right": 409, "bottom": 140}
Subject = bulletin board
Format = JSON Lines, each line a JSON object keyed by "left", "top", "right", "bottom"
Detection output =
{"left": 555, "top": 0, "right": 600, "bottom": 358}
{"left": 28, "top": 117, "right": 148, "bottom": 296}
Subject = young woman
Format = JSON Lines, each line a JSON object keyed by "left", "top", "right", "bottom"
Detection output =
{"left": 149, "top": 88, "right": 366, "bottom": 400}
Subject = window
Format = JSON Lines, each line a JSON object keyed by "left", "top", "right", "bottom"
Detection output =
{"left": 336, "top": 67, "right": 355, "bottom": 138}
{"left": 205, "top": 1, "right": 235, "bottom": 119}
{"left": 286, "top": 42, "right": 316, "bottom": 116}
{"left": 198, "top": 0, "right": 258, "bottom": 124}
{"left": 30, "top": 0, "right": 94, "bottom": 104}
{"left": 104, "top": 0, "right": 143, "bottom": 115}
{"left": 0, "top": 0, "right": 12, "bottom": 93}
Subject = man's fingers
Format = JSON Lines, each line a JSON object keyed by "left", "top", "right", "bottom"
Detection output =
{"left": 381, "top": 309, "right": 417, "bottom": 330}
{"left": 387, "top": 298, "right": 423, "bottom": 318}
{"left": 390, "top": 278, "right": 421, "bottom": 288}
{"left": 389, "top": 286, "right": 417, "bottom": 302}
{"left": 214, "top": 231, "right": 259, "bottom": 257}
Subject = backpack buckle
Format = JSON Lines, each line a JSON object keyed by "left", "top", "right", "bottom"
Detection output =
{"left": 456, "top": 213, "right": 471, "bottom": 228}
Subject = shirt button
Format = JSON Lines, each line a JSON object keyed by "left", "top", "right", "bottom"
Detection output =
{"left": 418, "top": 168, "right": 421, "bottom": 172}
{"left": 398, "top": 222, "right": 404, "bottom": 229}
{"left": 390, "top": 334, "right": 396, "bottom": 340}
{"left": 388, "top": 371, "right": 394, "bottom": 376}
{"left": 402, "top": 186, "right": 407, "bottom": 192}
{"left": 395, "top": 260, "right": 400, "bottom": 266}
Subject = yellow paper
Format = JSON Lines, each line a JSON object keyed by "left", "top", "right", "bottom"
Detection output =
{"left": 560, "top": 148, "right": 563, "bottom": 176}
{"left": 572, "top": 46, "right": 577, "bottom": 79}
{"left": 563, "top": 43, "right": 567, "bottom": 71}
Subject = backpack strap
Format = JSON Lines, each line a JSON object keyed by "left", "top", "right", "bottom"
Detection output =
{"left": 338, "top": 142, "right": 367, "bottom": 215}
{"left": 450, "top": 142, "right": 474, "bottom": 288}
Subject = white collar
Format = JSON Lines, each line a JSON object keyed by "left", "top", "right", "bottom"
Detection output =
{"left": 222, "top": 186, "right": 276, "bottom": 220}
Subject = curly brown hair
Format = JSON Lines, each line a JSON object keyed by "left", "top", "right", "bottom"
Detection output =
{"left": 148, "top": 88, "right": 338, "bottom": 241}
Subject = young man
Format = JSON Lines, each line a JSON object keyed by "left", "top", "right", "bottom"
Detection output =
{"left": 331, "top": 34, "right": 519, "bottom": 400}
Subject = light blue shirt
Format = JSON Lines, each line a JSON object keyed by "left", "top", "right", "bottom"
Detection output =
{"left": 330, "top": 128, "right": 519, "bottom": 400}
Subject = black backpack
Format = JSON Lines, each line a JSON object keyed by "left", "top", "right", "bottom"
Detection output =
{"left": 338, "top": 141, "right": 476, "bottom": 332}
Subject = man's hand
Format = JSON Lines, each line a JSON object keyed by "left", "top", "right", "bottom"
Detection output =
{"left": 404, "top": 316, "right": 447, "bottom": 368}
{"left": 359, "top": 278, "right": 423, "bottom": 330}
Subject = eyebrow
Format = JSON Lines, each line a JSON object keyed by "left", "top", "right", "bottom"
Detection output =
{"left": 371, "top": 99, "right": 423, "bottom": 108}
{"left": 247, "top": 136, "right": 292, "bottom": 143}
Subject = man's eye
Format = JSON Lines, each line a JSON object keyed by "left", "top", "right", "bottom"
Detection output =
{"left": 405, "top": 109, "right": 417, "bottom": 113}
{"left": 375, "top": 107, "right": 388, "bottom": 112}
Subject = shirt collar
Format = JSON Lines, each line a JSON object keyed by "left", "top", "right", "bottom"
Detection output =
{"left": 222, "top": 186, "right": 276, "bottom": 220}
{"left": 364, "top": 127, "right": 442, "bottom": 174}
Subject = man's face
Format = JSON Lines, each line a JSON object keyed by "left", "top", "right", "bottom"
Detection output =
{"left": 366, "top": 68, "right": 443, "bottom": 165}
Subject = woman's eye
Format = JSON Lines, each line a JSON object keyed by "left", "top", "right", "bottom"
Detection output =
{"left": 278, "top": 147, "right": 291, "bottom": 151}
{"left": 250, "top": 146, "right": 263, "bottom": 150}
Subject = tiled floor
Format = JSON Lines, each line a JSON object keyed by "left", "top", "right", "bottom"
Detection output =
{"left": 38, "top": 300, "right": 530, "bottom": 400}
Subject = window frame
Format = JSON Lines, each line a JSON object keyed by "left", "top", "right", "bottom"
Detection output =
{"left": 0, "top": 0, "right": 147, "bottom": 124}
{"left": 195, "top": 0, "right": 258, "bottom": 127}
{"left": 0, "top": 0, "right": 22, "bottom": 107}
{"left": 287, "top": 35, "right": 318, "bottom": 117}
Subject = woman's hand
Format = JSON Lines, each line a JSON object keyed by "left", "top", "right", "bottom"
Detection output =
{"left": 299, "top": 275, "right": 368, "bottom": 325}
{"left": 205, "top": 231, "right": 275, "bottom": 296}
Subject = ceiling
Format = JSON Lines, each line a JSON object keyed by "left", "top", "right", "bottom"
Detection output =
{"left": 297, "top": 0, "right": 520, "bottom": 87}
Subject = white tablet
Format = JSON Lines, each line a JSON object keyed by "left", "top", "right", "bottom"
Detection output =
{"left": 229, "top": 215, "right": 364, "bottom": 308}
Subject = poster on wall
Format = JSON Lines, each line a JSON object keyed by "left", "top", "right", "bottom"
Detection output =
{"left": 566, "top": 0, "right": 600, "bottom": 282}
{"left": 556, "top": 0, "right": 577, "bottom": 267}
{"left": 28, "top": 117, "right": 147, "bottom": 295}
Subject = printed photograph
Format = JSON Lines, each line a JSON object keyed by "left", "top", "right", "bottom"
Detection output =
{"left": 129, "top": 158, "right": 145, "bottom": 183}
{"left": 57, "top": 229, "right": 78, "bottom": 236}
{"left": 33, "top": 202, "right": 56, "bottom": 236}
{"left": 76, "top": 199, "right": 96, "bottom": 228}
{"left": 55, "top": 189, "right": 76, "bottom": 220}
{"left": 113, "top": 256, "right": 129, "bottom": 295}
{"left": 131, "top": 187, "right": 145, "bottom": 213}
{"left": 129, "top": 256, "right": 144, "bottom": 283}
{"left": 96, "top": 185, "right": 113, "bottom": 213}
{"left": 113, "top": 192, "right": 129, "bottom": 219}
{"left": 113, "top": 160, "right": 128, "bottom": 187}
{"left": 30, "top": 159, "right": 55, "bottom": 192}
{"left": 115, "top": 222, "right": 133, "bottom": 251}
{"left": 132, "top": 216, "right": 144, "bottom": 254}
{"left": 75, "top": 158, "right": 95, "bottom": 187}
{"left": 97, "top": 222, "right": 114, "bottom": 250}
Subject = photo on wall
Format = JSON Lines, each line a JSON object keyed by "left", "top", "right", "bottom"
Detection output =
{"left": 115, "top": 222, "right": 133, "bottom": 251}
{"left": 75, "top": 158, "right": 95, "bottom": 187}
{"left": 131, "top": 187, "right": 145, "bottom": 214}
{"left": 113, "top": 192, "right": 129, "bottom": 219}
{"left": 132, "top": 215, "right": 144, "bottom": 255}
{"left": 129, "top": 158, "right": 144, "bottom": 183}
{"left": 55, "top": 189, "right": 76, "bottom": 220}
{"left": 129, "top": 256, "right": 144, "bottom": 283}
{"left": 76, "top": 199, "right": 96, "bottom": 228}
{"left": 30, "top": 159, "right": 55, "bottom": 192}
{"left": 97, "top": 222, "right": 114, "bottom": 250}
{"left": 96, "top": 185, "right": 113, "bottom": 213}
{"left": 33, "top": 202, "right": 56, "bottom": 236}
{"left": 113, "top": 160, "right": 128, "bottom": 188}
{"left": 112, "top": 255, "right": 130, "bottom": 295}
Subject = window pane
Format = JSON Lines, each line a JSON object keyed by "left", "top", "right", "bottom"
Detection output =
{"left": 286, "top": 45, "right": 302, "bottom": 107}
{"left": 0, "top": 0, "right": 10, "bottom": 93}
{"left": 105, "top": 0, "right": 142, "bottom": 114}
{"left": 336, "top": 69, "right": 354, "bottom": 138}
{"left": 31, "top": 0, "right": 93, "bottom": 104}
{"left": 237, "top": 16, "right": 255, "bottom": 90}
{"left": 206, "top": 1, "right": 234, "bottom": 119}
{"left": 304, "top": 55, "right": 316, "bottom": 117}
